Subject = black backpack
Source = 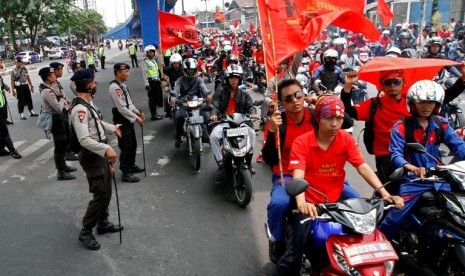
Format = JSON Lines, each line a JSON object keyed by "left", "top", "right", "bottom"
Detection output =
{"left": 69, "top": 97, "right": 102, "bottom": 153}
{"left": 363, "top": 96, "right": 380, "bottom": 155}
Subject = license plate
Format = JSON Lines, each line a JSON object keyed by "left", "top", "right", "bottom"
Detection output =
{"left": 226, "top": 128, "right": 247, "bottom": 137}
{"left": 342, "top": 241, "right": 398, "bottom": 266}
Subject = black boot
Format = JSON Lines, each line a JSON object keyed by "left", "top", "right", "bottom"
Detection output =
{"left": 96, "top": 220, "right": 124, "bottom": 235}
{"left": 57, "top": 170, "right": 76, "bottom": 180}
{"left": 122, "top": 172, "right": 139, "bottom": 183}
{"left": 65, "top": 151, "right": 78, "bottom": 161}
{"left": 79, "top": 228, "right": 100, "bottom": 250}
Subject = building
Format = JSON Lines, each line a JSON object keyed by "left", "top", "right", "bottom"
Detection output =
{"left": 366, "top": 0, "right": 465, "bottom": 28}
{"left": 226, "top": 0, "right": 258, "bottom": 29}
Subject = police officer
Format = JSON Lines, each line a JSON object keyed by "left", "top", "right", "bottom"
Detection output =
{"left": 50, "top": 62, "right": 79, "bottom": 161}
{"left": 70, "top": 69, "right": 123, "bottom": 250}
{"left": 128, "top": 42, "right": 138, "bottom": 68}
{"left": 85, "top": 46, "right": 97, "bottom": 73}
{"left": 38, "top": 67, "right": 76, "bottom": 180}
{"left": 109, "top": 63, "right": 145, "bottom": 183}
{"left": 11, "top": 57, "right": 38, "bottom": 120}
{"left": 0, "top": 75, "right": 21, "bottom": 159}
{"left": 98, "top": 43, "right": 106, "bottom": 69}
{"left": 0, "top": 75, "right": 12, "bottom": 124}
{"left": 142, "top": 45, "right": 164, "bottom": 120}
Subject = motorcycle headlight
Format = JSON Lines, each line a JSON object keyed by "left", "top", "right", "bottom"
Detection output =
{"left": 187, "top": 101, "right": 199, "bottom": 108}
{"left": 343, "top": 209, "right": 377, "bottom": 234}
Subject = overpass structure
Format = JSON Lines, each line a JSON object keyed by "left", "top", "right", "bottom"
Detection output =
{"left": 103, "top": 0, "right": 178, "bottom": 47}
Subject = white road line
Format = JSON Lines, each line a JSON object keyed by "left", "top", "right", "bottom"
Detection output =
{"left": 13, "top": 141, "right": 26, "bottom": 148}
{"left": 0, "top": 139, "right": 50, "bottom": 173}
{"left": 27, "top": 147, "right": 55, "bottom": 169}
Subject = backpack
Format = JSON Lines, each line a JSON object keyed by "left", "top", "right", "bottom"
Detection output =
{"left": 363, "top": 96, "right": 380, "bottom": 155}
{"left": 69, "top": 97, "right": 102, "bottom": 153}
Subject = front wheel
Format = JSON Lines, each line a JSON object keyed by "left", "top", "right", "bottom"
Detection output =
{"left": 233, "top": 168, "right": 252, "bottom": 207}
{"left": 190, "top": 137, "right": 201, "bottom": 171}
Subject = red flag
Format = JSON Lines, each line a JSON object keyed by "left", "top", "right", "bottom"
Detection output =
{"left": 215, "top": 10, "right": 226, "bottom": 22}
{"left": 249, "top": 21, "right": 255, "bottom": 34}
{"left": 233, "top": 20, "right": 239, "bottom": 29}
{"left": 232, "top": 33, "right": 239, "bottom": 56}
{"left": 159, "top": 11, "right": 202, "bottom": 49}
{"left": 257, "top": 0, "right": 379, "bottom": 79}
{"left": 377, "top": 0, "right": 394, "bottom": 26}
{"left": 186, "top": 15, "right": 196, "bottom": 25}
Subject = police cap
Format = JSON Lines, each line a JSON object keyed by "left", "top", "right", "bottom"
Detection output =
{"left": 49, "top": 62, "right": 64, "bottom": 70}
{"left": 15, "top": 57, "right": 23, "bottom": 62}
{"left": 38, "top": 67, "right": 54, "bottom": 78}
{"left": 113, "top": 63, "right": 130, "bottom": 71}
{"left": 70, "top": 69, "right": 95, "bottom": 81}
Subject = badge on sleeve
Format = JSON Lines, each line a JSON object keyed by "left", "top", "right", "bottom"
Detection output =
{"left": 78, "top": 110, "right": 86, "bottom": 123}
{"left": 115, "top": 88, "right": 122, "bottom": 97}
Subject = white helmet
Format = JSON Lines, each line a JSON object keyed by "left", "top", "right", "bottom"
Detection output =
{"left": 296, "top": 74, "right": 308, "bottom": 87}
{"left": 222, "top": 40, "right": 231, "bottom": 46}
{"left": 144, "top": 45, "right": 156, "bottom": 54}
{"left": 382, "top": 30, "right": 390, "bottom": 35}
{"left": 183, "top": 58, "right": 198, "bottom": 71}
{"left": 332, "top": 38, "right": 347, "bottom": 47}
{"left": 406, "top": 80, "right": 445, "bottom": 114}
{"left": 223, "top": 45, "right": 232, "bottom": 52}
{"left": 169, "top": 53, "right": 182, "bottom": 64}
{"left": 324, "top": 49, "right": 339, "bottom": 59}
{"left": 204, "top": 40, "right": 211, "bottom": 47}
{"left": 225, "top": 64, "right": 244, "bottom": 78}
{"left": 386, "top": 46, "right": 401, "bottom": 57}
{"left": 297, "top": 66, "right": 307, "bottom": 74}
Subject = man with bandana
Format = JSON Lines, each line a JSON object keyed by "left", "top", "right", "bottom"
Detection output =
{"left": 70, "top": 69, "right": 123, "bottom": 250}
{"left": 109, "top": 63, "right": 145, "bottom": 183}
{"left": 272, "top": 96, "right": 404, "bottom": 276}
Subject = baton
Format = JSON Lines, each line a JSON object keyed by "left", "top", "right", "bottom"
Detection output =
{"left": 141, "top": 124, "right": 147, "bottom": 177}
{"left": 110, "top": 164, "right": 122, "bottom": 244}
{"left": 6, "top": 102, "right": 13, "bottom": 125}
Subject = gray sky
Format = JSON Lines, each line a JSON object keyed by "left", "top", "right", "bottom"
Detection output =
{"left": 97, "top": 0, "right": 226, "bottom": 28}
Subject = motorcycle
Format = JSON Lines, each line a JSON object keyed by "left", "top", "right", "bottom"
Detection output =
{"left": 437, "top": 75, "right": 465, "bottom": 129}
{"left": 205, "top": 56, "right": 217, "bottom": 83}
{"left": 283, "top": 175, "right": 401, "bottom": 275}
{"left": 214, "top": 113, "right": 257, "bottom": 207}
{"left": 118, "top": 42, "right": 123, "bottom": 51}
{"left": 178, "top": 95, "right": 208, "bottom": 172}
{"left": 389, "top": 143, "right": 465, "bottom": 275}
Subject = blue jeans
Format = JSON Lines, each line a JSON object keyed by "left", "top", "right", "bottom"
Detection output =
{"left": 267, "top": 175, "right": 360, "bottom": 242}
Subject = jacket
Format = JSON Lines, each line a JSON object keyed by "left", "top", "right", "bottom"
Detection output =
{"left": 211, "top": 85, "right": 255, "bottom": 116}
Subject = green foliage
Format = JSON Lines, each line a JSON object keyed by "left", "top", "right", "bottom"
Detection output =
{"left": 57, "top": 9, "right": 107, "bottom": 42}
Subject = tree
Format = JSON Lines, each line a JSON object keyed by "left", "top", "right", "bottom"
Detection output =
{"left": 57, "top": 9, "right": 107, "bottom": 44}
{"left": 0, "top": 0, "right": 24, "bottom": 47}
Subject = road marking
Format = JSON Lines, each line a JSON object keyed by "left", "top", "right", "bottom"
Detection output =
{"left": 13, "top": 141, "right": 26, "bottom": 148}
{"left": 0, "top": 139, "right": 50, "bottom": 173}
{"left": 27, "top": 147, "right": 55, "bottom": 169}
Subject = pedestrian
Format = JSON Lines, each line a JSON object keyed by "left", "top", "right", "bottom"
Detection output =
{"left": 50, "top": 62, "right": 79, "bottom": 161}
{"left": 138, "top": 38, "right": 143, "bottom": 52}
{"left": 77, "top": 45, "right": 86, "bottom": 69}
{"left": 70, "top": 69, "right": 123, "bottom": 250}
{"left": 38, "top": 67, "right": 76, "bottom": 180}
{"left": 98, "top": 43, "right": 106, "bottom": 69}
{"left": 10, "top": 57, "right": 38, "bottom": 120}
{"left": 0, "top": 75, "right": 21, "bottom": 159}
{"left": 128, "top": 42, "right": 138, "bottom": 68}
{"left": 0, "top": 75, "right": 12, "bottom": 124}
{"left": 142, "top": 45, "right": 164, "bottom": 120}
{"left": 85, "top": 46, "right": 97, "bottom": 73}
{"left": 109, "top": 63, "right": 145, "bottom": 183}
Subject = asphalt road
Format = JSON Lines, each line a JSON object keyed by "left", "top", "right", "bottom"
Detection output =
{"left": 0, "top": 45, "right": 407, "bottom": 276}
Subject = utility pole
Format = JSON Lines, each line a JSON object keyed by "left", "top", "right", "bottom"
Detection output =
{"left": 182, "top": 0, "right": 185, "bottom": 15}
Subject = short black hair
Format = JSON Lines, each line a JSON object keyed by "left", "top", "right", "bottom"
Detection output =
{"left": 277, "top": 79, "right": 303, "bottom": 101}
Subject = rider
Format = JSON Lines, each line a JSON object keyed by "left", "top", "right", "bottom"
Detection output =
{"left": 386, "top": 46, "right": 402, "bottom": 57}
{"left": 340, "top": 42, "right": 361, "bottom": 70}
{"left": 379, "top": 80, "right": 465, "bottom": 240}
{"left": 209, "top": 64, "right": 257, "bottom": 174}
{"left": 311, "top": 49, "right": 345, "bottom": 95}
{"left": 398, "top": 32, "right": 413, "bottom": 50}
{"left": 422, "top": 36, "right": 462, "bottom": 77}
{"left": 171, "top": 58, "right": 210, "bottom": 148}
{"left": 272, "top": 96, "right": 404, "bottom": 275}
{"left": 378, "top": 30, "right": 392, "bottom": 56}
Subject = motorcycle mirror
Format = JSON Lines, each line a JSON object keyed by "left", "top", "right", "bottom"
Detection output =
{"left": 285, "top": 178, "right": 309, "bottom": 196}
{"left": 406, "top": 143, "right": 427, "bottom": 153}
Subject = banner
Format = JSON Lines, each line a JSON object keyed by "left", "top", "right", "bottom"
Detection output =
{"left": 377, "top": 0, "right": 394, "bottom": 26}
{"left": 159, "top": 11, "right": 201, "bottom": 49}
{"left": 249, "top": 21, "right": 255, "bottom": 34}
{"left": 215, "top": 9, "right": 226, "bottom": 23}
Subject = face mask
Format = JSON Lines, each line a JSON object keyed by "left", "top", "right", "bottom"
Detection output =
{"left": 89, "top": 86, "right": 97, "bottom": 95}
{"left": 324, "top": 60, "right": 335, "bottom": 68}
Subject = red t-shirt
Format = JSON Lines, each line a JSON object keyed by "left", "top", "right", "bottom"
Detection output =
{"left": 253, "top": 49, "right": 265, "bottom": 65}
{"left": 267, "top": 109, "right": 314, "bottom": 175}
{"left": 354, "top": 94, "right": 410, "bottom": 156}
{"left": 225, "top": 93, "right": 237, "bottom": 115}
{"left": 289, "top": 130, "right": 365, "bottom": 204}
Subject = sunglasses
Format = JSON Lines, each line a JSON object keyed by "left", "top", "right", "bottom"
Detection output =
{"left": 283, "top": 91, "right": 304, "bottom": 103}
{"left": 382, "top": 78, "right": 402, "bottom": 86}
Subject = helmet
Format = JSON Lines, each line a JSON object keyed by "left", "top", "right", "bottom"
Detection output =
{"left": 144, "top": 45, "right": 156, "bottom": 53}
{"left": 170, "top": 53, "right": 182, "bottom": 64}
{"left": 324, "top": 49, "right": 339, "bottom": 59}
{"left": 223, "top": 45, "right": 232, "bottom": 52}
{"left": 222, "top": 40, "right": 231, "bottom": 46}
{"left": 228, "top": 54, "right": 239, "bottom": 64}
{"left": 359, "top": 52, "right": 369, "bottom": 62}
{"left": 382, "top": 30, "right": 390, "bottom": 35}
{"left": 332, "top": 38, "right": 347, "bottom": 48}
{"left": 182, "top": 58, "right": 198, "bottom": 71}
{"left": 400, "top": 32, "right": 410, "bottom": 39}
{"left": 347, "top": 41, "right": 357, "bottom": 48}
{"left": 386, "top": 46, "right": 401, "bottom": 57}
{"left": 297, "top": 66, "right": 307, "bottom": 74}
{"left": 204, "top": 40, "right": 211, "bottom": 47}
{"left": 428, "top": 36, "right": 442, "bottom": 48}
{"left": 400, "top": 48, "right": 419, "bottom": 59}
{"left": 406, "top": 80, "right": 444, "bottom": 114}
{"left": 225, "top": 64, "right": 244, "bottom": 78}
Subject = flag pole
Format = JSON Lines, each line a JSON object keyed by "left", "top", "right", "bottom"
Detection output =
{"left": 261, "top": 0, "right": 284, "bottom": 184}
{"left": 158, "top": 0, "right": 166, "bottom": 115}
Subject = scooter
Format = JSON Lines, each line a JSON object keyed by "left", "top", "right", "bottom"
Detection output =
{"left": 388, "top": 143, "right": 465, "bottom": 275}
{"left": 214, "top": 113, "right": 257, "bottom": 207}
{"left": 437, "top": 75, "right": 465, "bottom": 129}
{"left": 284, "top": 175, "right": 401, "bottom": 275}
{"left": 205, "top": 56, "right": 217, "bottom": 83}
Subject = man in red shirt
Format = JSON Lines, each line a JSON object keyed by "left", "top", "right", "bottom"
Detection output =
{"left": 272, "top": 96, "right": 403, "bottom": 275}
{"left": 253, "top": 43, "right": 265, "bottom": 65}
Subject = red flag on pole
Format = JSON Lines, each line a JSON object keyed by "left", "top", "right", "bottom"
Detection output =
{"left": 215, "top": 9, "right": 226, "bottom": 22}
{"left": 158, "top": 11, "right": 202, "bottom": 49}
{"left": 232, "top": 33, "right": 239, "bottom": 56}
{"left": 377, "top": 0, "right": 394, "bottom": 26}
{"left": 233, "top": 20, "right": 239, "bottom": 29}
{"left": 249, "top": 21, "right": 255, "bottom": 34}
{"left": 257, "top": 0, "right": 379, "bottom": 79}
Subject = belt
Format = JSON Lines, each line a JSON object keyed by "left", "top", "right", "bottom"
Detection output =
{"left": 17, "top": 82, "right": 28, "bottom": 85}
{"left": 148, "top": 77, "right": 160, "bottom": 81}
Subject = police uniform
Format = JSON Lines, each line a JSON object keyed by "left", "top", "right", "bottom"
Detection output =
{"left": 98, "top": 45, "right": 106, "bottom": 69}
{"left": 128, "top": 43, "right": 138, "bottom": 68}
{"left": 0, "top": 75, "right": 12, "bottom": 124}
{"left": 38, "top": 67, "right": 76, "bottom": 180}
{"left": 70, "top": 69, "right": 123, "bottom": 250}
{"left": 109, "top": 63, "right": 144, "bottom": 183}
{"left": 11, "top": 57, "right": 37, "bottom": 119}
{"left": 85, "top": 49, "right": 97, "bottom": 72}
{"left": 0, "top": 78, "right": 21, "bottom": 159}
{"left": 142, "top": 53, "right": 163, "bottom": 120}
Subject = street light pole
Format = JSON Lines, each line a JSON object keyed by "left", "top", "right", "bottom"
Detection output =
{"left": 205, "top": 0, "right": 208, "bottom": 29}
